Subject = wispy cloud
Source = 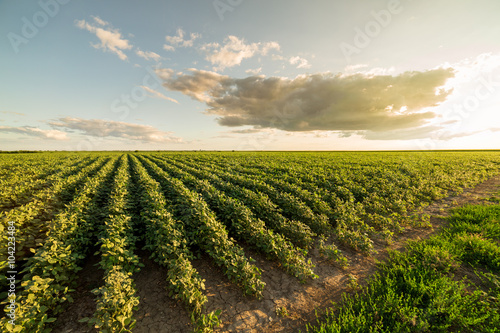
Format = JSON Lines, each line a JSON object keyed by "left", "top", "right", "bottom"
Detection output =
{"left": 0, "top": 111, "right": 25, "bottom": 116}
{"left": 163, "top": 28, "right": 201, "bottom": 51}
{"left": 158, "top": 67, "right": 455, "bottom": 136}
{"left": 245, "top": 67, "right": 263, "bottom": 75}
{"left": 230, "top": 128, "right": 266, "bottom": 134}
{"left": 135, "top": 49, "right": 161, "bottom": 61}
{"left": 272, "top": 54, "right": 285, "bottom": 61}
{"left": 344, "top": 64, "right": 369, "bottom": 72}
{"left": 140, "top": 86, "right": 179, "bottom": 104}
{"left": 91, "top": 15, "right": 109, "bottom": 27}
{"left": 49, "top": 117, "right": 183, "bottom": 143}
{"left": 0, "top": 126, "right": 68, "bottom": 140}
{"left": 362, "top": 127, "right": 500, "bottom": 141}
{"left": 75, "top": 18, "right": 132, "bottom": 61}
{"left": 201, "top": 36, "right": 280, "bottom": 71}
{"left": 289, "top": 56, "right": 311, "bottom": 69}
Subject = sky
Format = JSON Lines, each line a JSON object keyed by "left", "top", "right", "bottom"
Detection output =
{"left": 1, "top": 0, "right": 500, "bottom": 151}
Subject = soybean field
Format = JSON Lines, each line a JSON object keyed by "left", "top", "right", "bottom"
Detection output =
{"left": 1, "top": 151, "right": 500, "bottom": 332}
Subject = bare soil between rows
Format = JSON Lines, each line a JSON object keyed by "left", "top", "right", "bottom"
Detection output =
{"left": 52, "top": 174, "right": 500, "bottom": 333}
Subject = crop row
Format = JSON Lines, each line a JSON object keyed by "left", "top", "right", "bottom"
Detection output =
{"left": 163, "top": 155, "right": 374, "bottom": 254}
{"left": 146, "top": 155, "right": 317, "bottom": 281}
{"left": 1, "top": 157, "right": 118, "bottom": 332}
{"left": 0, "top": 157, "right": 108, "bottom": 288}
{"left": 1, "top": 151, "right": 499, "bottom": 332}
{"left": 130, "top": 155, "right": 207, "bottom": 320}
{"left": 137, "top": 156, "right": 266, "bottom": 298}
{"left": 89, "top": 156, "right": 141, "bottom": 332}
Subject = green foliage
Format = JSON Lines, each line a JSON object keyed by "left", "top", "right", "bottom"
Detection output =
{"left": 1, "top": 151, "right": 500, "bottom": 331}
{"left": 336, "top": 223, "right": 374, "bottom": 255}
{"left": 345, "top": 274, "right": 359, "bottom": 291}
{"left": 0, "top": 157, "right": 118, "bottom": 331}
{"left": 163, "top": 155, "right": 316, "bottom": 249}
{"left": 317, "top": 236, "right": 349, "bottom": 268}
{"left": 137, "top": 155, "right": 266, "bottom": 298}
{"left": 147, "top": 155, "right": 317, "bottom": 282}
{"left": 306, "top": 201, "right": 500, "bottom": 333}
{"left": 0, "top": 156, "right": 107, "bottom": 276}
{"left": 91, "top": 156, "right": 141, "bottom": 331}
{"left": 276, "top": 306, "right": 289, "bottom": 318}
{"left": 90, "top": 267, "right": 139, "bottom": 332}
{"left": 448, "top": 204, "right": 500, "bottom": 241}
{"left": 453, "top": 233, "right": 500, "bottom": 270}
{"left": 130, "top": 155, "right": 207, "bottom": 317}
{"left": 192, "top": 310, "right": 222, "bottom": 333}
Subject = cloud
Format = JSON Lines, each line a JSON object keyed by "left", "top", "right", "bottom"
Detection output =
{"left": 261, "top": 42, "right": 281, "bottom": 55}
{"left": 361, "top": 125, "right": 442, "bottom": 140}
{"left": 49, "top": 117, "right": 183, "bottom": 143}
{"left": 289, "top": 56, "right": 311, "bottom": 69}
{"left": 361, "top": 126, "right": 500, "bottom": 141}
{"left": 363, "top": 67, "right": 397, "bottom": 76}
{"left": 435, "top": 52, "right": 500, "bottom": 100}
{"left": 344, "top": 64, "right": 368, "bottom": 72}
{"left": 313, "top": 131, "right": 332, "bottom": 138}
{"left": 230, "top": 128, "right": 266, "bottom": 134}
{"left": 201, "top": 36, "right": 280, "bottom": 71}
{"left": 272, "top": 54, "right": 285, "bottom": 61}
{"left": 159, "top": 67, "right": 455, "bottom": 134}
{"left": 343, "top": 64, "right": 397, "bottom": 77}
{"left": 0, "top": 111, "right": 25, "bottom": 116}
{"left": 338, "top": 131, "right": 354, "bottom": 138}
{"left": 135, "top": 49, "right": 161, "bottom": 61}
{"left": 157, "top": 68, "right": 228, "bottom": 103}
{"left": 163, "top": 28, "right": 201, "bottom": 51}
{"left": 245, "top": 67, "right": 262, "bottom": 75}
{"left": 433, "top": 128, "right": 500, "bottom": 141}
{"left": 75, "top": 18, "right": 132, "bottom": 61}
{"left": 0, "top": 126, "right": 68, "bottom": 140}
{"left": 140, "top": 86, "right": 179, "bottom": 104}
{"left": 91, "top": 15, "right": 109, "bottom": 26}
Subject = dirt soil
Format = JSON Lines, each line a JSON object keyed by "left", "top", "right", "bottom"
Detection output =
{"left": 52, "top": 174, "right": 500, "bottom": 333}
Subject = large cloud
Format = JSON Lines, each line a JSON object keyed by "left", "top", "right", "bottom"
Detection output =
{"left": 0, "top": 126, "right": 68, "bottom": 140}
{"left": 49, "top": 117, "right": 183, "bottom": 143}
{"left": 159, "top": 67, "right": 455, "bottom": 132}
{"left": 156, "top": 68, "right": 228, "bottom": 103}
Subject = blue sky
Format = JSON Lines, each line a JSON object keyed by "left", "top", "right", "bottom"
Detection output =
{"left": 1, "top": 0, "right": 500, "bottom": 150}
